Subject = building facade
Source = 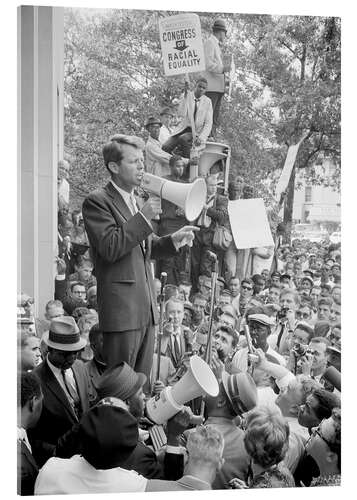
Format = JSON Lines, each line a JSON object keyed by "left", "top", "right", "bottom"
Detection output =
{"left": 293, "top": 159, "right": 341, "bottom": 225}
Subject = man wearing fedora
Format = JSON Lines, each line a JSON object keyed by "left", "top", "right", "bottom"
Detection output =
{"left": 29, "top": 316, "right": 96, "bottom": 466}
{"left": 82, "top": 134, "right": 199, "bottom": 386}
{"left": 159, "top": 106, "right": 175, "bottom": 145}
{"left": 202, "top": 19, "right": 231, "bottom": 138}
{"left": 145, "top": 116, "right": 172, "bottom": 177}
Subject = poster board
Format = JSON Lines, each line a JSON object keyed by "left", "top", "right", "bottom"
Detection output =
{"left": 228, "top": 198, "right": 274, "bottom": 249}
{"left": 159, "top": 13, "right": 205, "bottom": 76}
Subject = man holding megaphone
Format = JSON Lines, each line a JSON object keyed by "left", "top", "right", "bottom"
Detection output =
{"left": 82, "top": 134, "right": 200, "bottom": 385}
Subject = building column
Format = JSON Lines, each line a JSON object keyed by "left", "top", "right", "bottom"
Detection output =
{"left": 18, "top": 5, "right": 64, "bottom": 319}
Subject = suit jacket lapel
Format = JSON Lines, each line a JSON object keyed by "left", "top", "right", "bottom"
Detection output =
{"left": 104, "top": 182, "right": 132, "bottom": 223}
{"left": 161, "top": 335, "right": 176, "bottom": 366}
{"left": 72, "top": 362, "right": 88, "bottom": 413}
{"left": 106, "top": 183, "right": 148, "bottom": 256}
{"left": 179, "top": 331, "right": 186, "bottom": 356}
{"left": 19, "top": 440, "right": 38, "bottom": 471}
{"left": 42, "top": 362, "right": 78, "bottom": 422}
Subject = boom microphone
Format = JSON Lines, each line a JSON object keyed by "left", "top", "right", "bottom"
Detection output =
{"left": 160, "top": 272, "right": 167, "bottom": 288}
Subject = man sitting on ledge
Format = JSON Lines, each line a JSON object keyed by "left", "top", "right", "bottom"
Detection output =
{"left": 162, "top": 78, "right": 213, "bottom": 158}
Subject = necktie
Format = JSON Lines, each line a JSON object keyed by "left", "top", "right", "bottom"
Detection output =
{"left": 129, "top": 194, "right": 138, "bottom": 215}
{"left": 276, "top": 323, "right": 285, "bottom": 349}
{"left": 130, "top": 194, "right": 147, "bottom": 252}
{"left": 61, "top": 369, "right": 80, "bottom": 417}
{"left": 173, "top": 334, "right": 181, "bottom": 364}
{"left": 194, "top": 98, "right": 199, "bottom": 120}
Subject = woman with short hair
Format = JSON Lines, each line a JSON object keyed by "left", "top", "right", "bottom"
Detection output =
{"left": 229, "top": 406, "right": 294, "bottom": 489}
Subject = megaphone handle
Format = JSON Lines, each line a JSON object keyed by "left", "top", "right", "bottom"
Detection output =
{"left": 149, "top": 193, "right": 161, "bottom": 221}
{"left": 199, "top": 398, "right": 205, "bottom": 420}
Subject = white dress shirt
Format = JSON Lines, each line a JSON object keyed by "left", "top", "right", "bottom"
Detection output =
{"left": 159, "top": 124, "right": 172, "bottom": 145}
{"left": 46, "top": 356, "right": 78, "bottom": 403}
{"left": 145, "top": 136, "right": 171, "bottom": 177}
{"left": 232, "top": 345, "right": 286, "bottom": 373}
{"left": 35, "top": 455, "right": 147, "bottom": 495}
{"left": 110, "top": 180, "right": 152, "bottom": 230}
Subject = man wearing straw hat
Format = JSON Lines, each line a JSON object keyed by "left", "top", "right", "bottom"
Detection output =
{"left": 29, "top": 316, "right": 96, "bottom": 466}
{"left": 145, "top": 116, "right": 172, "bottom": 177}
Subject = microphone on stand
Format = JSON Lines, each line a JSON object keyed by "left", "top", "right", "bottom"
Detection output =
{"left": 155, "top": 272, "right": 168, "bottom": 384}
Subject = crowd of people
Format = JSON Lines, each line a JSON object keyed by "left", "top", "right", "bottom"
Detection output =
{"left": 18, "top": 190, "right": 342, "bottom": 494}
{"left": 17, "top": 17, "right": 342, "bottom": 497}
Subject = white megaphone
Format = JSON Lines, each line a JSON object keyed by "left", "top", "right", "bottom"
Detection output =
{"left": 198, "top": 142, "right": 228, "bottom": 177}
{"left": 141, "top": 173, "right": 207, "bottom": 222}
{"left": 146, "top": 355, "right": 219, "bottom": 424}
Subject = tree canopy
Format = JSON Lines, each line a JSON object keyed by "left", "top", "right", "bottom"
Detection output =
{"left": 64, "top": 9, "right": 340, "bottom": 213}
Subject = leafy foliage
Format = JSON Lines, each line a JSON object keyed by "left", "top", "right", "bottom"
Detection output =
{"left": 64, "top": 9, "right": 340, "bottom": 214}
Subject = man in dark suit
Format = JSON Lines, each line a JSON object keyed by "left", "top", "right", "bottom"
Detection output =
{"left": 82, "top": 134, "right": 199, "bottom": 383}
{"left": 85, "top": 323, "right": 106, "bottom": 389}
{"left": 156, "top": 155, "right": 190, "bottom": 285}
{"left": 160, "top": 297, "right": 193, "bottom": 372}
{"left": 29, "top": 316, "right": 96, "bottom": 466}
{"left": 191, "top": 174, "right": 229, "bottom": 290}
{"left": 17, "top": 372, "right": 43, "bottom": 496}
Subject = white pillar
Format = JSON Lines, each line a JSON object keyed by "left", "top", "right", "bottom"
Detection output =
{"left": 18, "top": 6, "right": 64, "bottom": 319}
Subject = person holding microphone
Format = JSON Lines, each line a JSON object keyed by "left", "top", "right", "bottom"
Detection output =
{"left": 82, "top": 134, "right": 199, "bottom": 385}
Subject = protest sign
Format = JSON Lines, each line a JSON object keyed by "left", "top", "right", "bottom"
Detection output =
{"left": 275, "top": 132, "right": 309, "bottom": 200}
{"left": 228, "top": 199, "right": 274, "bottom": 249}
{"left": 159, "top": 13, "right": 205, "bottom": 76}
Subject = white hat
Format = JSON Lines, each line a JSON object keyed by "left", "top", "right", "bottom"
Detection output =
{"left": 247, "top": 313, "right": 275, "bottom": 326}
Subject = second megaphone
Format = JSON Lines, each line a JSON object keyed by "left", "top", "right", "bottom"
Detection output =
{"left": 146, "top": 355, "right": 219, "bottom": 424}
{"left": 141, "top": 172, "right": 207, "bottom": 222}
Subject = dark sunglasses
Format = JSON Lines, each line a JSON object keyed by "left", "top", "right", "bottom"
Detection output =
{"left": 241, "top": 285, "right": 253, "bottom": 291}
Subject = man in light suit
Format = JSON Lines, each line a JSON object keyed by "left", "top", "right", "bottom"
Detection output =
{"left": 162, "top": 78, "right": 213, "bottom": 158}
{"left": 146, "top": 425, "right": 224, "bottom": 491}
{"left": 82, "top": 135, "right": 199, "bottom": 385}
{"left": 202, "top": 19, "right": 230, "bottom": 137}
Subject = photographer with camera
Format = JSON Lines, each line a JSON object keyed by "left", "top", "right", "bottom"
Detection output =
{"left": 298, "top": 337, "right": 330, "bottom": 383}
{"left": 268, "top": 289, "right": 299, "bottom": 356}
{"left": 286, "top": 322, "right": 315, "bottom": 375}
